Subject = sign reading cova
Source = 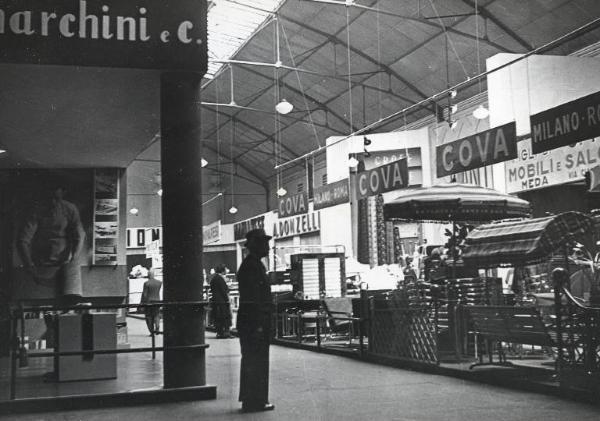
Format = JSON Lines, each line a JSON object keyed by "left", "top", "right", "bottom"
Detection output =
{"left": 356, "top": 158, "right": 408, "bottom": 200}
{"left": 436, "top": 122, "right": 517, "bottom": 177}
{"left": 0, "top": 0, "right": 207, "bottom": 71}
{"left": 278, "top": 192, "right": 309, "bottom": 218}
{"left": 531, "top": 90, "right": 600, "bottom": 154}
{"left": 313, "top": 179, "right": 349, "bottom": 210}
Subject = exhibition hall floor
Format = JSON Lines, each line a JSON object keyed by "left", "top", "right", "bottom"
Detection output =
{"left": 2, "top": 317, "right": 600, "bottom": 420}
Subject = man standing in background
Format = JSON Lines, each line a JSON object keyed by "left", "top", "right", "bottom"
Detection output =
{"left": 140, "top": 268, "right": 162, "bottom": 335}
{"left": 210, "top": 264, "right": 232, "bottom": 338}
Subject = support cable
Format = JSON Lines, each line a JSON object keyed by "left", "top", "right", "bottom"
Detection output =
{"left": 275, "top": 16, "right": 600, "bottom": 170}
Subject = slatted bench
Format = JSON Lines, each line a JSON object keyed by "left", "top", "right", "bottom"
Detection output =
{"left": 465, "top": 305, "right": 555, "bottom": 369}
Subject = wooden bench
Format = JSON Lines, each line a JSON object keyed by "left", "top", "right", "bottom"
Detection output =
{"left": 465, "top": 305, "right": 555, "bottom": 369}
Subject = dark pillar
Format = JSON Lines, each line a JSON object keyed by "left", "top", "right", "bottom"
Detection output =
{"left": 161, "top": 72, "right": 205, "bottom": 388}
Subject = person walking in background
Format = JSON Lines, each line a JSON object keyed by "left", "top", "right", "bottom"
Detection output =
{"left": 236, "top": 228, "right": 275, "bottom": 413}
{"left": 210, "top": 264, "right": 232, "bottom": 338}
{"left": 140, "top": 268, "right": 162, "bottom": 336}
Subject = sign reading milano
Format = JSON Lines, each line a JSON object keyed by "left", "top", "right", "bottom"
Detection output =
{"left": 0, "top": 0, "right": 207, "bottom": 72}
{"left": 531, "top": 90, "right": 600, "bottom": 154}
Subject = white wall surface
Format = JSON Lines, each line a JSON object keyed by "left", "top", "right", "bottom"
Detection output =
{"left": 487, "top": 53, "right": 600, "bottom": 192}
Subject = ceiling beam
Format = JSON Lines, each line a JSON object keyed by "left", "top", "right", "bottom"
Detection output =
{"left": 461, "top": 0, "right": 534, "bottom": 51}
{"left": 202, "top": 106, "right": 300, "bottom": 162}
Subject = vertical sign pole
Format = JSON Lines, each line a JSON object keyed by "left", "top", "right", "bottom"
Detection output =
{"left": 161, "top": 72, "right": 206, "bottom": 388}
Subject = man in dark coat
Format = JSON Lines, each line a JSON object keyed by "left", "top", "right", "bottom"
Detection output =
{"left": 210, "top": 264, "right": 232, "bottom": 338}
{"left": 140, "top": 268, "right": 162, "bottom": 335}
{"left": 236, "top": 228, "right": 275, "bottom": 413}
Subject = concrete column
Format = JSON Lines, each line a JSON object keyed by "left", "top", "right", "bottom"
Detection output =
{"left": 160, "top": 72, "right": 205, "bottom": 388}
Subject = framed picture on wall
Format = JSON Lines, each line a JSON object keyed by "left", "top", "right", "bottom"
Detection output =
{"left": 93, "top": 169, "right": 120, "bottom": 265}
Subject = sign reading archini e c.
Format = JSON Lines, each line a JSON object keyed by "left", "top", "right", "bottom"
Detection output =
{"left": 0, "top": 0, "right": 207, "bottom": 72}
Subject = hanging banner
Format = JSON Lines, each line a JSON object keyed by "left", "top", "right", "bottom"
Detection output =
{"left": 531, "top": 90, "right": 600, "bottom": 154}
{"left": 0, "top": 0, "right": 207, "bottom": 72}
{"left": 505, "top": 138, "right": 600, "bottom": 193}
{"left": 272, "top": 211, "right": 321, "bottom": 240}
{"left": 277, "top": 192, "right": 309, "bottom": 218}
{"left": 313, "top": 179, "right": 349, "bottom": 210}
{"left": 356, "top": 158, "right": 408, "bottom": 200}
{"left": 233, "top": 215, "right": 265, "bottom": 241}
{"left": 203, "top": 220, "right": 221, "bottom": 244}
{"left": 436, "top": 122, "right": 517, "bottom": 177}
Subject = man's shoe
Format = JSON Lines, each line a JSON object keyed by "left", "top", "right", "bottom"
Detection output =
{"left": 241, "top": 403, "right": 275, "bottom": 413}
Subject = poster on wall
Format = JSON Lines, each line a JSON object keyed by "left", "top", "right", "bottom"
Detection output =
{"left": 0, "top": 169, "right": 93, "bottom": 300}
{"left": 93, "top": 169, "right": 120, "bottom": 265}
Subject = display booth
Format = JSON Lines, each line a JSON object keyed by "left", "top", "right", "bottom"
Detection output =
{"left": 461, "top": 211, "right": 600, "bottom": 388}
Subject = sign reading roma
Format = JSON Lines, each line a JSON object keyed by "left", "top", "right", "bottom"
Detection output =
{"left": 0, "top": 0, "right": 207, "bottom": 71}
{"left": 356, "top": 158, "right": 408, "bottom": 200}
{"left": 436, "top": 122, "right": 517, "bottom": 177}
{"left": 531, "top": 90, "right": 600, "bottom": 154}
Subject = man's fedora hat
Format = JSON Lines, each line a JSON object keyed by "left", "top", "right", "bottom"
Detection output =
{"left": 244, "top": 228, "right": 272, "bottom": 246}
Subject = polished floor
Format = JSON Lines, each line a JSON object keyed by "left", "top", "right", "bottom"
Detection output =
{"left": 2, "top": 317, "right": 600, "bottom": 420}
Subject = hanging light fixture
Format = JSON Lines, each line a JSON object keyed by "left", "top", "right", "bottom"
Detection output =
{"left": 129, "top": 207, "right": 139, "bottom": 215}
{"left": 348, "top": 156, "right": 359, "bottom": 168}
{"left": 274, "top": 20, "right": 293, "bottom": 115}
{"left": 201, "top": 158, "right": 208, "bottom": 167}
{"left": 472, "top": 0, "right": 489, "bottom": 121}
{"left": 275, "top": 99, "right": 293, "bottom": 115}
{"left": 276, "top": 186, "right": 287, "bottom": 196}
{"left": 228, "top": 118, "right": 238, "bottom": 215}
{"left": 472, "top": 104, "right": 489, "bottom": 119}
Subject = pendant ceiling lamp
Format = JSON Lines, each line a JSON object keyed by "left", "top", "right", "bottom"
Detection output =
{"left": 473, "top": 104, "right": 490, "bottom": 119}
{"left": 276, "top": 187, "right": 287, "bottom": 196}
{"left": 275, "top": 99, "right": 293, "bottom": 115}
{"left": 348, "top": 156, "right": 359, "bottom": 168}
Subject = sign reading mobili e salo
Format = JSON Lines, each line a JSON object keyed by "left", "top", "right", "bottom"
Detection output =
{"left": 0, "top": 0, "right": 207, "bottom": 71}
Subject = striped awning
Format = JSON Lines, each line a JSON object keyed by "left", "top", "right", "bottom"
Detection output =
{"left": 383, "top": 183, "right": 531, "bottom": 223}
{"left": 462, "top": 211, "right": 596, "bottom": 268}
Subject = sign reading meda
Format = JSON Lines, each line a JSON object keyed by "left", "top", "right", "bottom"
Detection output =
{"left": 278, "top": 192, "right": 309, "bottom": 218}
{"left": 313, "top": 179, "right": 349, "bottom": 210}
{"left": 356, "top": 158, "right": 408, "bottom": 200}
{"left": 506, "top": 137, "right": 600, "bottom": 193}
{"left": 234, "top": 215, "right": 265, "bottom": 241}
{"left": 203, "top": 220, "right": 221, "bottom": 245}
{"left": 0, "top": 0, "right": 207, "bottom": 72}
{"left": 531, "top": 90, "right": 600, "bottom": 154}
{"left": 273, "top": 211, "right": 321, "bottom": 240}
{"left": 436, "top": 122, "right": 517, "bottom": 177}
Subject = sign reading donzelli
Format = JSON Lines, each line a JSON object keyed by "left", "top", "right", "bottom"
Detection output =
{"left": 356, "top": 158, "right": 409, "bottom": 200}
{"left": 436, "top": 122, "right": 517, "bottom": 177}
{"left": 0, "top": 0, "right": 207, "bottom": 72}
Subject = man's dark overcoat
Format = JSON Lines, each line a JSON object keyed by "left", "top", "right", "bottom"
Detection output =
{"left": 236, "top": 253, "right": 272, "bottom": 406}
